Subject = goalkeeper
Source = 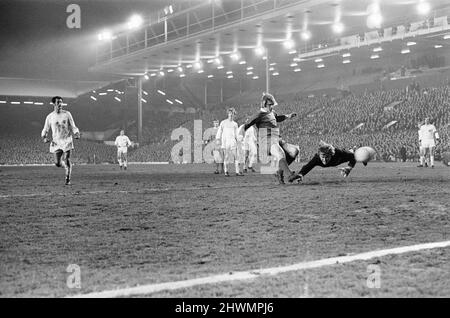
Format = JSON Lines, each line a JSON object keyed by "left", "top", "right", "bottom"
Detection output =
{"left": 288, "top": 141, "right": 356, "bottom": 183}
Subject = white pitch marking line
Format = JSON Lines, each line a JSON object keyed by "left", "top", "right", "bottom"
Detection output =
{"left": 70, "top": 240, "right": 450, "bottom": 298}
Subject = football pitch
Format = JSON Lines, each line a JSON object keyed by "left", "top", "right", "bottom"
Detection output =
{"left": 0, "top": 162, "right": 449, "bottom": 297}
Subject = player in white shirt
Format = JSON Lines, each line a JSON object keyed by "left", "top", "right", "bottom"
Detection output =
{"left": 115, "top": 130, "right": 132, "bottom": 170}
{"left": 418, "top": 117, "right": 440, "bottom": 168}
{"left": 41, "top": 96, "right": 80, "bottom": 185}
{"left": 204, "top": 120, "right": 223, "bottom": 174}
{"left": 216, "top": 108, "right": 243, "bottom": 176}
{"left": 243, "top": 120, "right": 257, "bottom": 173}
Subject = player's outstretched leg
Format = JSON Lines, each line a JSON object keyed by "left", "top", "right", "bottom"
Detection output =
{"left": 123, "top": 153, "right": 128, "bottom": 170}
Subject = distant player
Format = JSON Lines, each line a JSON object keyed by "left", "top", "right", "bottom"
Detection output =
{"left": 243, "top": 119, "right": 257, "bottom": 173}
{"left": 243, "top": 93, "right": 297, "bottom": 184}
{"left": 205, "top": 120, "right": 224, "bottom": 174}
{"left": 115, "top": 130, "right": 132, "bottom": 170}
{"left": 216, "top": 108, "right": 243, "bottom": 176}
{"left": 418, "top": 117, "right": 440, "bottom": 168}
{"left": 41, "top": 96, "right": 80, "bottom": 185}
{"left": 288, "top": 141, "right": 357, "bottom": 183}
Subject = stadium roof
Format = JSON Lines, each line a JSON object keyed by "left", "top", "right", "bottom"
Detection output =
{"left": 90, "top": 0, "right": 450, "bottom": 77}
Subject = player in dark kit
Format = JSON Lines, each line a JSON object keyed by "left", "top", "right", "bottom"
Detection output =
{"left": 243, "top": 92, "right": 298, "bottom": 184}
{"left": 288, "top": 141, "right": 357, "bottom": 183}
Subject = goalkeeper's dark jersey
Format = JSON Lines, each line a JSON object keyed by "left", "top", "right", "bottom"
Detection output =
{"left": 299, "top": 148, "right": 356, "bottom": 176}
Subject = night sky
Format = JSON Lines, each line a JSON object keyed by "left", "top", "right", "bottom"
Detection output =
{"left": 0, "top": 0, "right": 169, "bottom": 81}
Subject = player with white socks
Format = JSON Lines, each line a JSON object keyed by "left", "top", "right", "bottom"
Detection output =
{"left": 418, "top": 118, "right": 440, "bottom": 168}
{"left": 115, "top": 130, "right": 132, "bottom": 170}
{"left": 216, "top": 108, "right": 243, "bottom": 177}
{"left": 243, "top": 120, "right": 257, "bottom": 173}
{"left": 41, "top": 96, "right": 80, "bottom": 185}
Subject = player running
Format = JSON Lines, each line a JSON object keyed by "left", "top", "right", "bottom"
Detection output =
{"left": 418, "top": 117, "right": 440, "bottom": 168}
{"left": 115, "top": 130, "right": 132, "bottom": 170}
{"left": 288, "top": 141, "right": 357, "bottom": 183}
{"left": 243, "top": 119, "right": 257, "bottom": 173}
{"left": 41, "top": 96, "right": 80, "bottom": 185}
{"left": 242, "top": 92, "right": 297, "bottom": 184}
{"left": 216, "top": 108, "right": 243, "bottom": 176}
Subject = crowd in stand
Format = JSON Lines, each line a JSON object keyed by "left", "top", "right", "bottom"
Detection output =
{"left": 1, "top": 84, "right": 449, "bottom": 164}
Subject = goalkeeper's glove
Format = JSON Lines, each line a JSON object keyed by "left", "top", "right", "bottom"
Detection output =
{"left": 340, "top": 167, "right": 352, "bottom": 178}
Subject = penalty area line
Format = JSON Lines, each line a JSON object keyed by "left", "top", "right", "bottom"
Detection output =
{"left": 69, "top": 240, "right": 450, "bottom": 298}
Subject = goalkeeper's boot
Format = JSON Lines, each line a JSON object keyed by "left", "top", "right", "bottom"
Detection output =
{"left": 65, "top": 177, "right": 71, "bottom": 186}
{"left": 275, "top": 170, "right": 285, "bottom": 185}
{"left": 288, "top": 172, "right": 303, "bottom": 183}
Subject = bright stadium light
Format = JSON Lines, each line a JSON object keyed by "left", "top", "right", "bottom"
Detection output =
{"left": 283, "top": 38, "right": 295, "bottom": 50}
{"left": 144, "top": 74, "right": 150, "bottom": 80}
{"left": 342, "top": 52, "right": 351, "bottom": 58}
{"left": 193, "top": 61, "right": 203, "bottom": 70}
{"left": 150, "top": 73, "right": 157, "bottom": 77}
{"left": 217, "top": 65, "right": 224, "bottom": 69}
{"left": 366, "top": 2, "right": 383, "bottom": 29}
{"left": 157, "top": 90, "right": 166, "bottom": 95}
{"left": 10, "top": 101, "right": 20, "bottom": 104}
{"left": 167, "top": 69, "right": 174, "bottom": 73}
{"left": 143, "top": 91, "right": 148, "bottom": 95}
{"left": 34, "top": 102, "right": 44, "bottom": 105}
{"left": 128, "top": 14, "right": 143, "bottom": 29}
{"left": 159, "top": 71, "right": 165, "bottom": 76}
{"left": 401, "top": 48, "right": 411, "bottom": 54}
{"left": 238, "top": 60, "right": 247, "bottom": 65}
{"left": 90, "top": 96, "right": 97, "bottom": 101}
{"left": 246, "top": 66, "right": 254, "bottom": 70}
{"left": 226, "top": 71, "right": 233, "bottom": 74}
{"left": 290, "top": 63, "right": 298, "bottom": 67}
{"left": 301, "top": 30, "right": 311, "bottom": 41}
{"left": 227, "top": 75, "right": 234, "bottom": 79}
{"left": 197, "top": 69, "right": 204, "bottom": 74}
{"left": 373, "top": 46, "right": 383, "bottom": 52}
{"left": 214, "top": 57, "right": 222, "bottom": 64}
{"left": 141, "top": 98, "right": 147, "bottom": 103}
{"left": 179, "top": 74, "right": 186, "bottom": 78}
{"left": 417, "top": 1, "right": 431, "bottom": 15}
{"left": 272, "top": 72, "right": 279, "bottom": 76}
{"left": 252, "top": 76, "right": 259, "bottom": 79}
{"left": 343, "top": 59, "right": 351, "bottom": 64}
{"left": 207, "top": 74, "right": 213, "bottom": 78}
{"left": 332, "top": 22, "right": 344, "bottom": 34}
{"left": 99, "top": 92, "right": 107, "bottom": 96}
{"left": 317, "top": 64, "right": 325, "bottom": 68}
{"left": 98, "top": 30, "right": 113, "bottom": 41}
{"left": 186, "top": 64, "right": 193, "bottom": 69}
{"left": 434, "top": 44, "right": 443, "bottom": 48}
{"left": 0, "top": 100, "right": 7, "bottom": 103}
{"left": 370, "top": 54, "right": 380, "bottom": 59}
{"left": 175, "top": 99, "right": 183, "bottom": 104}
{"left": 24, "top": 101, "right": 33, "bottom": 104}
{"left": 294, "top": 68, "right": 301, "bottom": 72}
{"left": 246, "top": 71, "right": 253, "bottom": 75}
{"left": 288, "top": 50, "right": 297, "bottom": 55}
{"left": 230, "top": 51, "right": 241, "bottom": 61}
{"left": 444, "top": 34, "right": 450, "bottom": 40}
{"left": 254, "top": 46, "right": 265, "bottom": 56}
{"left": 166, "top": 99, "right": 173, "bottom": 104}
{"left": 269, "top": 67, "right": 275, "bottom": 71}
{"left": 407, "top": 41, "right": 416, "bottom": 46}
{"left": 177, "top": 66, "right": 183, "bottom": 72}
{"left": 314, "top": 58, "right": 323, "bottom": 63}
{"left": 114, "top": 97, "right": 121, "bottom": 102}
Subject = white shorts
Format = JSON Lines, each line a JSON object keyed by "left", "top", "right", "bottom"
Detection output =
{"left": 421, "top": 140, "right": 435, "bottom": 148}
{"left": 221, "top": 138, "right": 237, "bottom": 150}
{"left": 236, "top": 142, "right": 245, "bottom": 164}
{"left": 117, "top": 147, "right": 128, "bottom": 155}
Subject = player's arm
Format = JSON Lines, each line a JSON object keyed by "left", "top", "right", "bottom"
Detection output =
{"left": 41, "top": 115, "right": 50, "bottom": 141}
{"left": 67, "top": 112, "right": 80, "bottom": 138}
{"left": 216, "top": 122, "right": 223, "bottom": 141}
{"left": 298, "top": 154, "right": 321, "bottom": 177}
{"left": 433, "top": 126, "right": 440, "bottom": 144}
{"left": 275, "top": 112, "right": 297, "bottom": 122}
{"left": 244, "top": 112, "right": 264, "bottom": 131}
{"left": 126, "top": 137, "right": 132, "bottom": 147}
{"left": 336, "top": 149, "right": 356, "bottom": 177}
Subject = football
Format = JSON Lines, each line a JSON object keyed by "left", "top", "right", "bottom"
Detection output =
{"left": 354, "top": 146, "right": 376, "bottom": 163}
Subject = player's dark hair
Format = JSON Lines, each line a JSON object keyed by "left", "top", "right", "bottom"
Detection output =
{"left": 51, "top": 96, "right": 63, "bottom": 104}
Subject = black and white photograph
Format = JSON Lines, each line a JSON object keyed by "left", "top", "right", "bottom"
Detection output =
{"left": 0, "top": 0, "right": 449, "bottom": 302}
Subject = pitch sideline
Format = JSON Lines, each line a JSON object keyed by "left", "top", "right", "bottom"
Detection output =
{"left": 70, "top": 240, "right": 450, "bottom": 298}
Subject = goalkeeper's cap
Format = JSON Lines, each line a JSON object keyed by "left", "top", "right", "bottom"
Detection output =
{"left": 261, "top": 92, "right": 278, "bottom": 107}
{"left": 318, "top": 140, "right": 335, "bottom": 156}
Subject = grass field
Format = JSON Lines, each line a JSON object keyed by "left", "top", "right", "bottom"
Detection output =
{"left": 0, "top": 162, "right": 449, "bottom": 297}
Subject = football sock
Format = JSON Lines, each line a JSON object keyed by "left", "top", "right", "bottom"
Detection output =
{"left": 420, "top": 156, "right": 424, "bottom": 166}
{"left": 235, "top": 162, "right": 240, "bottom": 174}
{"left": 430, "top": 156, "right": 434, "bottom": 166}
